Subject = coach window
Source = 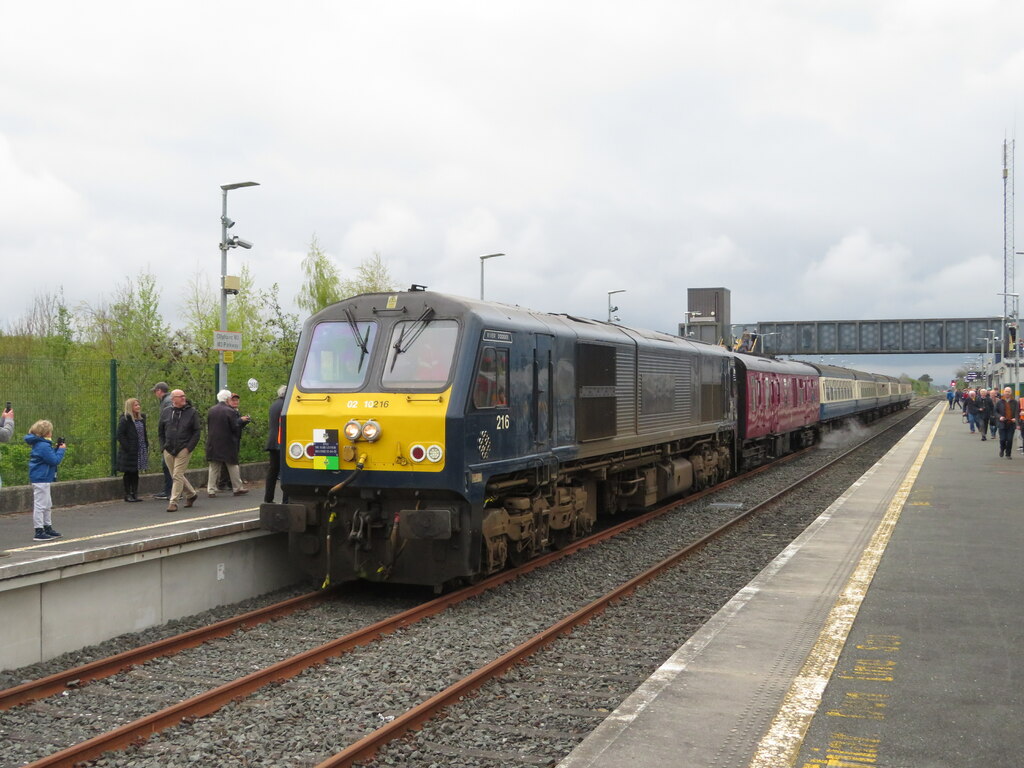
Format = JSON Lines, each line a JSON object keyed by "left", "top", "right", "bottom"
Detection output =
{"left": 474, "top": 346, "right": 509, "bottom": 408}
{"left": 300, "top": 320, "right": 378, "bottom": 390}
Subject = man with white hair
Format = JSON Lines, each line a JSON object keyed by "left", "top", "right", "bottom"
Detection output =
{"left": 158, "top": 389, "right": 201, "bottom": 512}
{"left": 206, "top": 389, "right": 248, "bottom": 497}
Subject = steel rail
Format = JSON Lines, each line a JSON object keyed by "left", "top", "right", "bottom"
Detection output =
{"left": 0, "top": 590, "right": 330, "bottom": 711}
{"left": 22, "top": 403, "right": 927, "bottom": 767}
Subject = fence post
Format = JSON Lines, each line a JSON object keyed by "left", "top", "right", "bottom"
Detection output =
{"left": 110, "top": 359, "right": 118, "bottom": 476}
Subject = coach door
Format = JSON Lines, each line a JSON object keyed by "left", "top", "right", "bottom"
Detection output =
{"left": 533, "top": 334, "right": 554, "bottom": 449}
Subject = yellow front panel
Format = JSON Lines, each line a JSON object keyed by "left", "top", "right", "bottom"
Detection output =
{"left": 283, "top": 388, "right": 452, "bottom": 473}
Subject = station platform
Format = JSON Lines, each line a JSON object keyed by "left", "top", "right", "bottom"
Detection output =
{"left": 0, "top": 476, "right": 301, "bottom": 671}
{"left": 559, "top": 402, "right": 1022, "bottom": 768}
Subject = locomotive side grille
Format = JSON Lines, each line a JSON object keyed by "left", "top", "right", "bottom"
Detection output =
{"left": 637, "top": 351, "right": 693, "bottom": 432}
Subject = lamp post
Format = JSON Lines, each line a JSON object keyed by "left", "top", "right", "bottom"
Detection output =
{"left": 479, "top": 253, "right": 504, "bottom": 300}
{"left": 219, "top": 181, "right": 259, "bottom": 390}
{"left": 999, "top": 292, "right": 1020, "bottom": 395}
{"left": 607, "top": 289, "right": 625, "bottom": 323}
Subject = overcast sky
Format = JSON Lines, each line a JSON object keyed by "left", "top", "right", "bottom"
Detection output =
{"left": 2, "top": 2, "right": 1022, "bottom": 385}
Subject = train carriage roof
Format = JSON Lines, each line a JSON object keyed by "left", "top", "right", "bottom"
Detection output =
{"left": 734, "top": 353, "right": 818, "bottom": 376}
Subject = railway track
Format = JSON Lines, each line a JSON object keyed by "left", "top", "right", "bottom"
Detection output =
{"left": 0, "top": 401, "right": 933, "bottom": 768}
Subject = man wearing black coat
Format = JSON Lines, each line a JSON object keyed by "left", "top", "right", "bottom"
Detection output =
{"left": 206, "top": 389, "right": 249, "bottom": 497}
{"left": 996, "top": 387, "right": 1020, "bottom": 458}
{"left": 264, "top": 385, "right": 288, "bottom": 504}
{"left": 158, "top": 389, "right": 201, "bottom": 512}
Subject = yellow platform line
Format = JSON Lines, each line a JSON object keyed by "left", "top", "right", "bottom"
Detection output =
{"left": 4, "top": 507, "right": 260, "bottom": 554}
{"left": 747, "top": 404, "right": 944, "bottom": 768}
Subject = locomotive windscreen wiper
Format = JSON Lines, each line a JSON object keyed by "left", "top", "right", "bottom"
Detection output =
{"left": 343, "top": 308, "right": 371, "bottom": 372}
{"left": 389, "top": 307, "right": 436, "bottom": 372}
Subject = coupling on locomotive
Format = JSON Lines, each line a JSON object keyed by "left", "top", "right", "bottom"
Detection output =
{"left": 260, "top": 288, "right": 911, "bottom": 589}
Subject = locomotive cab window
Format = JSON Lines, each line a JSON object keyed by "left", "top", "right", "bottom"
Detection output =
{"left": 473, "top": 346, "right": 509, "bottom": 408}
{"left": 299, "top": 320, "right": 378, "bottom": 390}
{"left": 382, "top": 318, "right": 459, "bottom": 389}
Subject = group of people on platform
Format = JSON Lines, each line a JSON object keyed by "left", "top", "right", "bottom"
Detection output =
{"left": 120, "top": 382, "right": 287, "bottom": 512}
{"left": 946, "top": 386, "right": 1022, "bottom": 458}
{"left": 4, "top": 383, "right": 288, "bottom": 541}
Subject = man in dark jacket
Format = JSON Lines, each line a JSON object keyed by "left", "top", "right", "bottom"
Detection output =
{"left": 976, "top": 388, "right": 994, "bottom": 440}
{"left": 996, "top": 387, "right": 1020, "bottom": 458}
{"left": 206, "top": 389, "right": 249, "bottom": 497}
{"left": 152, "top": 382, "right": 174, "bottom": 499}
{"left": 159, "top": 389, "right": 201, "bottom": 512}
{"left": 264, "top": 385, "right": 288, "bottom": 504}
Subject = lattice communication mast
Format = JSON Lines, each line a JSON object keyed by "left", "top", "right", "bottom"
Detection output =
{"left": 1004, "top": 138, "right": 1015, "bottom": 353}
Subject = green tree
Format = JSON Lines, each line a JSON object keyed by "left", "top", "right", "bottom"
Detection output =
{"left": 340, "top": 251, "right": 398, "bottom": 298}
{"left": 295, "top": 234, "right": 342, "bottom": 314}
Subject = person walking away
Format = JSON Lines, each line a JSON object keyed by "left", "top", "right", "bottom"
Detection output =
{"left": 206, "top": 389, "right": 249, "bottom": 497}
{"left": 0, "top": 403, "right": 13, "bottom": 488}
{"left": 946, "top": 388, "right": 955, "bottom": 409}
{"left": 997, "top": 387, "right": 1020, "bottom": 458}
{"left": 988, "top": 389, "right": 1000, "bottom": 438}
{"left": 24, "top": 420, "right": 66, "bottom": 540}
{"left": 955, "top": 389, "right": 964, "bottom": 410}
{"left": 264, "top": 385, "right": 289, "bottom": 504}
{"left": 152, "top": 383, "right": 174, "bottom": 499}
{"left": 116, "top": 397, "right": 149, "bottom": 502}
{"left": 159, "top": 389, "right": 201, "bottom": 512}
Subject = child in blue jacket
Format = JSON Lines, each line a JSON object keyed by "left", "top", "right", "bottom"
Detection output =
{"left": 25, "top": 420, "right": 66, "bottom": 541}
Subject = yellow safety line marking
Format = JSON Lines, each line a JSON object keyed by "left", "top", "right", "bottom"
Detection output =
{"left": 747, "top": 404, "right": 945, "bottom": 768}
{"left": 4, "top": 507, "right": 260, "bottom": 553}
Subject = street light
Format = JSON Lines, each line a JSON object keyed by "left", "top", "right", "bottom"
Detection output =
{"left": 607, "top": 289, "right": 625, "bottom": 323}
{"left": 479, "top": 253, "right": 504, "bottom": 300}
{"left": 999, "top": 291, "right": 1020, "bottom": 395}
{"left": 219, "top": 181, "right": 259, "bottom": 391}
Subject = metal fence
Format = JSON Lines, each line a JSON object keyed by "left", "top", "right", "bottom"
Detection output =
{"left": 0, "top": 358, "right": 290, "bottom": 488}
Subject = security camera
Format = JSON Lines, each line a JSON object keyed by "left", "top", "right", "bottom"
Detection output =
{"left": 229, "top": 236, "right": 253, "bottom": 249}
{"left": 222, "top": 216, "right": 235, "bottom": 229}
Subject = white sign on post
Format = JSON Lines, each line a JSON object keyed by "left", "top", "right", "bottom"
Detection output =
{"left": 213, "top": 331, "right": 243, "bottom": 351}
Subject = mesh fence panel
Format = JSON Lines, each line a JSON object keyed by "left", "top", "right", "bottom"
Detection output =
{"left": 0, "top": 358, "right": 290, "bottom": 487}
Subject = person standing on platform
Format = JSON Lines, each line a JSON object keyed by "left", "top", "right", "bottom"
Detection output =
{"left": 25, "top": 420, "right": 65, "bottom": 540}
{"left": 206, "top": 389, "right": 249, "bottom": 497}
{"left": 946, "top": 388, "right": 955, "bottom": 409}
{"left": 964, "top": 390, "right": 980, "bottom": 433}
{"left": 976, "top": 388, "right": 993, "bottom": 440}
{"left": 996, "top": 387, "right": 1020, "bottom": 458}
{"left": 988, "top": 389, "right": 1000, "bottom": 438}
{"left": 159, "top": 389, "right": 200, "bottom": 512}
{"left": 264, "top": 385, "right": 289, "bottom": 504}
{"left": 0, "top": 403, "right": 13, "bottom": 488}
{"left": 116, "top": 397, "right": 149, "bottom": 502}
{"left": 152, "top": 382, "right": 174, "bottom": 499}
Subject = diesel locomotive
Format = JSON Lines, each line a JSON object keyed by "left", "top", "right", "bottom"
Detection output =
{"left": 260, "top": 288, "right": 911, "bottom": 589}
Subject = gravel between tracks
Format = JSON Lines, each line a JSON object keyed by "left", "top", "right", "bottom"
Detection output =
{"left": 0, "top": 404, "right": 931, "bottom": 768}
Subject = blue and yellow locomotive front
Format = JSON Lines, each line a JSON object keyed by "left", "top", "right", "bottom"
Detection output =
{"left": 261, "top": 290, "right": 515, "bottom": 588}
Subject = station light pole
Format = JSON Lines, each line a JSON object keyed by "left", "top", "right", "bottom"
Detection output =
{"left": 607, "top": 289, "right": 625, "bottom": 323}
{"left": 479, "top": 253, "right": 504, "bottom": 300}
{"left": 219, "top": 181, "right": 259, "bottom": 390}
{"left": 999, "top": 292, "right": 1020, "bottom": 395}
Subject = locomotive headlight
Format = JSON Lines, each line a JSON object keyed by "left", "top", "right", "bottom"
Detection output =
{"left": 361, "top": 419, "right": 382, "bottom": 442}
{"left": 288, "top": 441, "right": 306, "bottom": 460}
{"left": 425, "top": 444, "right": 443, "bottom": 463}
{"left": 343, "top": 420, "right": 362, "bottom": 441}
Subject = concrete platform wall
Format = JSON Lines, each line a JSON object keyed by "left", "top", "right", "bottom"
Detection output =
{"left": 0, "top": 531, "right": 301, "bottom": 671}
